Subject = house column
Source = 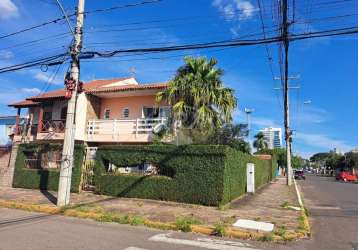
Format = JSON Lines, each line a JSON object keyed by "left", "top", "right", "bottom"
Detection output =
{"left": 15, "top": 108, "right": 21, "bottom": 135}
{"left": 37, "top": 105, "right": 44, "bottom": 133}
{"left": 27, "top": 110, "right": 34, "bottom": 138}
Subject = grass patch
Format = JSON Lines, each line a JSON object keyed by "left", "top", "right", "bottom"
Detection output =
{"left": 260, "top": 233, "right": 274, "bottom": 242}
{"left": 274, "top": 225, "right": 287, "bottom": 237}
{"left": 280, "top": 201, "right": 289, "bottom": 208}
{"left": 175, "top": 216, "right": 201, "bottom": 232}
{"left": 217, "top": 203, "right": 231, "bottom": 211}
{"left": 130, "top": 215, "right": 145, "bottom": 226}
{"left": 212, "top": 222, "right": 226, "bottom": 237}
{"left": 74, "top": 204, "right": 104, "bottom": 213}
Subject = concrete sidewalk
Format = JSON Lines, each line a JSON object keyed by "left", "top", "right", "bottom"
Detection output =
{"left": 0, "top": 177, "right": 301, "bottom": 232}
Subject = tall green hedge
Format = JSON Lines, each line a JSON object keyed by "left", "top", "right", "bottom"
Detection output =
{"left": 94, "top": 145, "right": 275, "bottom": 206}
{"left": 13, "top": 143, "right": 85, "bottom": 192}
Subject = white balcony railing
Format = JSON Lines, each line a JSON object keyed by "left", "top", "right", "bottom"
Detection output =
{"left": 87, "top": 117, "right": 168, "bottom": 141}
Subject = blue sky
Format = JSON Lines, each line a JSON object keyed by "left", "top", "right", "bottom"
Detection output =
{"left": 0, "top": 0, "right": 357, "bottom": 157}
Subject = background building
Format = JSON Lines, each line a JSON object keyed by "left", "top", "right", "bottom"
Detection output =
{"left": 260, "top": 127, "right": 282, "bottom": 149}
{"left": 0, "top": 116, "right": 18, "bottom": 145}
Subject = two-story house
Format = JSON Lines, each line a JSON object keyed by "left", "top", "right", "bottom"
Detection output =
{"left": 9, "top": 77, "right": 169, "bottom": 146}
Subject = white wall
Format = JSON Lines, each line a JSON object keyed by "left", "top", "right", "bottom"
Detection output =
{"left": 0, "top": 125, "right": 7, "bottom": 145}
{"left": 74, "top": 93, "right": 88, "bottom": 141}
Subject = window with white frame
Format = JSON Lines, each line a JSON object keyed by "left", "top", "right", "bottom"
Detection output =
{"left": 104, "top": 109, "right": 110, "bottom": 119}
{"left": 123, "top": 108, "right": 129, "bottom": 118}
{"left": 142, "top": 106, "right": 171, "bottom": 119}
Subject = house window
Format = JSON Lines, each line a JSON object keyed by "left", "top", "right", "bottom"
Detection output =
{"left": 123, "top": 108, "right": 129, "bottom": 119}
{"left": 43, "top": 111, "right": 52, "bottom": 122}
{"left": 104, "top": 109, "right": 110, "bottom": 119}
{"left": 142, "top": 107, "right": 159, "bottom": 118}
{"left": 60, "top": 106, "right": 67, "bottom": 120}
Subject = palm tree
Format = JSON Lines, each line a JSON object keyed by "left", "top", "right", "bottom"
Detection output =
{"left": 156, "top": 56, "right": 237, "bottom": 131}
{"left": 253, "top": 132, "right": 268, "bottom": 151}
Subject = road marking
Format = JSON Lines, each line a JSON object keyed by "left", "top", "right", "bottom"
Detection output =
{"left": 233, "top": 219, "right": 274, "bottom": 232}
{"left": 149, "top": 233, "right": 259, "bottom": 250}
{"left": 196, "top": 238, "right": 252, "bottom": 247}
{"left": 124, "top": 247, "right": 148, "bottom": 250}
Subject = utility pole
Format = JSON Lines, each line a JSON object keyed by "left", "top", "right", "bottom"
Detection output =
{"left": 282, "top": 0, "right": 292, "bottom": 186}
{"left": 57, "top": 0, "right": 85, "bottom": 207}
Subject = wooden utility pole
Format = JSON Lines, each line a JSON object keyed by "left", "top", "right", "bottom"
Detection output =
{"left": 57, "top": 0, "right": 85, "bottom": 207}
{"left": 282, "top": 0, "right": 292, "bottom": 186}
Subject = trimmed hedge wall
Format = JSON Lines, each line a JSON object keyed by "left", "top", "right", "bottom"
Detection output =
{"left": 13, "top": 143, "right": 85, "bottom": 192}
{"left": 94, "top": 145, "right": 276, "bottom": 206}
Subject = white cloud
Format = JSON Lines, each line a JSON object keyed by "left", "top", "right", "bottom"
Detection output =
{"left": 292, "top": 106, "right": 329, "bottom": 124}
{"left": 212, "top": 0, "right": 256, "bottom": 36}
{"left": 0, "top": 50, "right": 14, "bottom": 59}
{"left": 212, "top": 0, "right": 257, "bottom": 21}
{"left": 21, "top": 88, "right": 41, "bottom": 95}
{"left": 33, "top": 71, "right": 63, "bottom": 85}
{"left": 251, "top": 117, "right": 281, "bottom": 128}
{"left": 236, "top": 0, "right": 256, "bottom": 19}
{"left": 295, "top": 132, "right": 355, "bottom": 152}
{"left": 0, "top": 0, "right": 19, "bottom": 20}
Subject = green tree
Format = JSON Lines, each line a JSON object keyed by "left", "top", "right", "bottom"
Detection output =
{"left": 258, "top": 148, "right": 286, "bottom": 167}
{"left": 326, "top": 153, "right": 344, "bottom": 169}
{"left": 156, "top": 56, "right": 237, "bottom": 132}
{"left": 207, "top": 124, "right": 251, "bottom": 154}
{"left": 309, "top": 152, "right": 330, "bottom": 162}
{"left": 228, "top": 139, "right": 251, "bottom": 154}
{"left": 253, "top": 132, "right": 268, "bottom": 151}
{"left": 344, "top": 152, "right": 358, "bottom": 169}
{"left": 292, "top": 155, "right": 304, "bottom": 169}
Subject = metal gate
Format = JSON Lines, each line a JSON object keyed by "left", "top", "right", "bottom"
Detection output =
{"left": 81, "top": 147, "right": 97, "bottom": 191}
{"left": 81, "top": 160, "right": 95, "bottom": 191}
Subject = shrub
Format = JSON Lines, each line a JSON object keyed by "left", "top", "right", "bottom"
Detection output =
{"left": 213, "top": 222, "right": 226, "bottom": 237}
{"left": 94, "top": 145, "right": 275, "bottom": 206}
{"left": 175, "top": 216, "right": 201, "bottom": 232}
{"left": 130, "top": 215, "right": 145, "bottom": 226}
{"left": 12, "top": 142, "right": 85, "bottom": 192}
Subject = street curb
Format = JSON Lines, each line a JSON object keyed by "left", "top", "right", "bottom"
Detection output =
{"left": 293, "top": 177, "right": 311, "bottom": 237}
{"left": 0, "top": 198, "right": 308, "bottom": 243}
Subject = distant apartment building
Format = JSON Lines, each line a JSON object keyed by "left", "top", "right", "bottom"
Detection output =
{"left": 331, "top": 148, "right": 344, "bottom": 155}
{"left": 260, "top": 127, "right": 282, "bottom": 149}
{"left": 350, "top": 148, "right": 358, "bottom": 154}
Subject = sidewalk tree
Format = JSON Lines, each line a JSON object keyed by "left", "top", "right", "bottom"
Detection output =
{"left": 253, "top": 132, "right": 268, "bottom": 151}
{"left": 156, "top": 56, "right": 237, "bottom": 132}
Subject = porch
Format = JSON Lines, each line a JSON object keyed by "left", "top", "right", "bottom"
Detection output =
{"left": 86, "top": 117, "right": 168, "bottom": 142}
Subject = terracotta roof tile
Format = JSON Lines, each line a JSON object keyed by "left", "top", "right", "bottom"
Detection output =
{"left": 8, "top": 100, "right": 40, "bottom": 108}
{"left": 87, "top": 82, "right": 167, "bottom": 94}
{"left": 9, "top": 78, "right": 167, "bottom": 107}
{"left": 28, "top": 77, "right": 134, "bottom": 101}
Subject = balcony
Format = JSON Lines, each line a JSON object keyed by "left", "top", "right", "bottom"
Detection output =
{"left": 36, "top": 119, "right": 66, "bottom": 140}
{"left": 40, "top": 120, "right": 66, "bottom": 133}
{"left": 87, "top": 117, "right": 168, "bottom": 143}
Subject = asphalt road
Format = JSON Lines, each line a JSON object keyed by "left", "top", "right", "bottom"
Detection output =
{"left": 286, "top": 174, "right": 358, "bottom": 250}
{"left": 0, "top": 175, "right": 357, "bottom": 250}
{"left": 0, "top": 207, "right": 262, "bottom": 250}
